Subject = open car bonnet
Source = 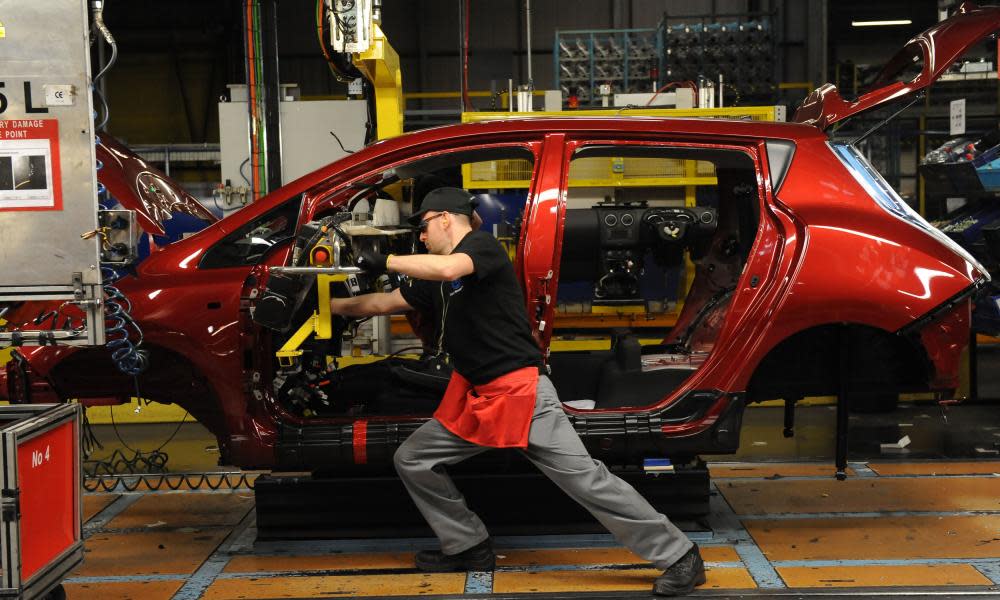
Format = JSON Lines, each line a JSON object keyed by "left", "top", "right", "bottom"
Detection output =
{"left": 96, "top": 135, "right": 217, "bottom": 236}
{"left": 792, "top": 2, "right": 1000, "bottom": 131}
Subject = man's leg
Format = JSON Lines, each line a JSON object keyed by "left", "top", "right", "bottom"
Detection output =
{"left": 521, "top": 376, "right": 694, "bottom": 570}
{"left": 393, "top": 418, "right": 491, "bottom": 555}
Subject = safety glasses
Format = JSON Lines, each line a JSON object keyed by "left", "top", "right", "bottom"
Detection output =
{"left": 416, "top": 212, "right": 446, "bottom": 233}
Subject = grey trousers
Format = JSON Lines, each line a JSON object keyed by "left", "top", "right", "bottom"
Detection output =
{"left": 393, "top": 375, "right": 693, "bottom": 569}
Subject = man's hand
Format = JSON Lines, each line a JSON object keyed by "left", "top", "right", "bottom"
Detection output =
{"left": 356, "top": 248, "right": 389, "bottom": 275}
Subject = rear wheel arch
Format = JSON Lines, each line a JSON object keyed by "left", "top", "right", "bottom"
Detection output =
{"left": 745, "top": 323, "right": 932, "bottom": 407}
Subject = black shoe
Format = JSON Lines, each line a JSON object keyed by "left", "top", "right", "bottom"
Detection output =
{"left": 415, "top": 538, "right": 495, "bottom": 572}
{"left": 652, "top": 543, "right": 706, "bottom": 596}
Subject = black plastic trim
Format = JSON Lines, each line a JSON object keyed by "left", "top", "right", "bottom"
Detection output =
{"left": 276, "top": 390, "right": 747, "bottom": 471}
{"left": 897, "top": 277, "right": 989, "bottom": 337}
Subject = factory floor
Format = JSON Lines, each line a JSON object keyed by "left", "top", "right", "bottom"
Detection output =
{"left": 61, "top": 399, "right": 1000, "bottom": 600}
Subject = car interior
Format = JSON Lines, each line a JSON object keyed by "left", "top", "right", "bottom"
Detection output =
{"left": 251, "top": 144, "right": 762, "bottom": 418}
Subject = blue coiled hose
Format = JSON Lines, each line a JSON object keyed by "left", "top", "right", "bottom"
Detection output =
{"left": 96, "top": 135, "right": 148, "bottom": 376}
{"left": 101, "top": 267, "right": 149, "bottom": 376}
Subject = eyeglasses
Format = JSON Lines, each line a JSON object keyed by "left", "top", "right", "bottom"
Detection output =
{"left": 417, "top": 212, "right": 447, "bottom": 233}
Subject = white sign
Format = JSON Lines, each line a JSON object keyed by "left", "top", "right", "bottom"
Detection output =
{"left": 950, "top": 98, "right": 966, "bottom": 136}
{"left": 43, "top": 84, "right": 75, "bottom": 106}
{"left": 0, "top": 138, "right": 56, "bottom": 209}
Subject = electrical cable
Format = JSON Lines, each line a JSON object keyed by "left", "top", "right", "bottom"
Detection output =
{"left": 84, "top": 471, "right": 257, "bottom": 492}
{"left": 316, "top": 0, "right": 337, "bottom": 78}
{"left": 363, "top": 79, "right": 376, "bottom": 144}
{"left": 253, "top": 1, "right": 267, "bottom": 195}
{"left": 90, "top": 0, "right": 118, "bottom": 131}
{"left": 646, "top": 80, "right": 698, "bottom": 107}
{"left": 239, "top": 157, "right": 251, "bottom": 186}
{"left": 385, "top": 345, "right": 437, "bottom": 358}
{"left": 316, "top": 0, "right": 361, "bottom": 82}
{"left": 329, "top": 131, "right": 355, "bottom": 154}
{"left": 80, "top": 408, "right": 104, "bottom": 459}
{"left": 244, "top": 0, "right": 260, "bottom": 200}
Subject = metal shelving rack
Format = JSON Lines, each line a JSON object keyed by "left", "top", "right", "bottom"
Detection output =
{"left": 554, "top": 28, "right": 664, "bottom": 106}
{"left": 554, "top": 13, "right": 777, "bottom": 108}
{"left": 660, "top": 13, "right": 777, "bottom": 103}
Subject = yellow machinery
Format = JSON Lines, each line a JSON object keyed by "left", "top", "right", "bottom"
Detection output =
{"left": 323, "top": 0, "right": 403, "bottom": 140}
{"left": 354, "top": 22, "right": 403, "bottom": 140}
{"left": 275, "top": 273, "right": 343, "bottom": 367}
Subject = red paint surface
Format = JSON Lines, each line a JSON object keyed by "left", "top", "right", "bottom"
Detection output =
{"left": 17, "top": 420, "right": 78, "bottom": 583}
{"left": 353, "top": 420, "right": 368, "bottom": 464}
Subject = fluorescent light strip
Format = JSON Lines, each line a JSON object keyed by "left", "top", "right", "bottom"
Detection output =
{"left": 851, "top": 19, "right": 912, "bottom": 26}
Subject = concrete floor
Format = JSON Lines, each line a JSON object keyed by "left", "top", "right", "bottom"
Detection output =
{"left": 55, "top": 399, "right": 1000, "bottom": 599}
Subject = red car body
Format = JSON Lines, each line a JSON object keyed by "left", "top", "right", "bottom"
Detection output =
{"left": 1, "top": 4, "right": 994, "bottom": 472}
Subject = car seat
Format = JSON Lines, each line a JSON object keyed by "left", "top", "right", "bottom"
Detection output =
{"left": 595, "top": 329, "right": 693, "bottom": 408}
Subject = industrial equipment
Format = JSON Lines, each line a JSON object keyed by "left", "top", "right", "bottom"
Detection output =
{"left": 555, "top": 15, "right": 776, "bottom": 108}
{"left": 218, "top": 85, "right": 368, "bottom": 216}
{"left": 0, "top": 0, "right": 107, "bottom": 348}
{"left": 0, "top": 404, "right": 83, "bottom": 600}
{"left": 218, "top": 0, "right": 400, "bottom": 217}
{"left": 321, "top": 0, "right": 402, "bottom": 140}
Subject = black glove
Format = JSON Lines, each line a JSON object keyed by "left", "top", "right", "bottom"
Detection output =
{"left": 356, "top": 248, "right": 388, "bottom": 275}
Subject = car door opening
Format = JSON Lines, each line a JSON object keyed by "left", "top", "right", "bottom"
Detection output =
{"left": 549, "top": 144, "right": 761, "bottom": 410}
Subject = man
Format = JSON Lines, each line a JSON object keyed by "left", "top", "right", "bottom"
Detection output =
{"left": 330, "top": 187, "right": 705, "bottom": 596}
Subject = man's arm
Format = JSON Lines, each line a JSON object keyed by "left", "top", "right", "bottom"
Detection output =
{"left": 387, "top": 253, "right": 474, "bottom": 281}
{"left": 330, "top": 288, "right": 413, "bottom": 318}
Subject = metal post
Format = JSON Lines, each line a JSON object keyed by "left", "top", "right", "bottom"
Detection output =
{"left": 969, "top": 330, "right": 979, "bottom": 403}
{"left": 525, "top": 0, "right": 533, "bottom": 88}
{"left": 835, "top": 327, "right": 850, "bottom": 480}
{"left": 261, "top": 0, "right": 283, "bottom": 192}
{"left": 458, "top": 0, "right": 465, "bottom": 112}
{"left": 782, "top": 398, "right": 794, "bottom": 438}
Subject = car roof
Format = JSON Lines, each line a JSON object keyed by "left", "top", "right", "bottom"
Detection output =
{"left": 224, "top": 116, "right": 826, "bottom": 229}
{"left": 300, "top": 116, "right": 821, "bottom": 185}
{"left": 414, "top": 116, "right": 823, "bottom": 142}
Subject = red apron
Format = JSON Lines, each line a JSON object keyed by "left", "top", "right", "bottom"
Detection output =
{"left": 433, "top": 366, "right": 539, "bottom": 448}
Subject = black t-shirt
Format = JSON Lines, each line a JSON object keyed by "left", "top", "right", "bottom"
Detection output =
{"left": 400, "top": 230, "right": 542, "bottom": 385}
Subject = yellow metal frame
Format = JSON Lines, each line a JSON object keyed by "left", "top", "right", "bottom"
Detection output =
{"left": 354, "top": 23, "right": 403, "bottom": 140}
{"left": 275, "top": 274, "right": 340, "bottom": 367}
{"left": 460, "top": 106, "right": 783, "bottom": 122}
{"left": 591, "top": 304, "right": 646, "bottom": 315}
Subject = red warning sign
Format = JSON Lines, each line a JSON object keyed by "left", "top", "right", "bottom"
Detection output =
{"left": 0, "top": 119, "right": 62, "bottom": 211}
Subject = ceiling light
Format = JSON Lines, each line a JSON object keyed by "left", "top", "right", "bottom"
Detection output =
{"left": 851, "top": 19, "right": 913, "bottom": 27}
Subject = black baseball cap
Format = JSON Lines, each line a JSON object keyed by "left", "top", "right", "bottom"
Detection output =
{"left": 408, "top": 187, "right": 479, "bottom": 226}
